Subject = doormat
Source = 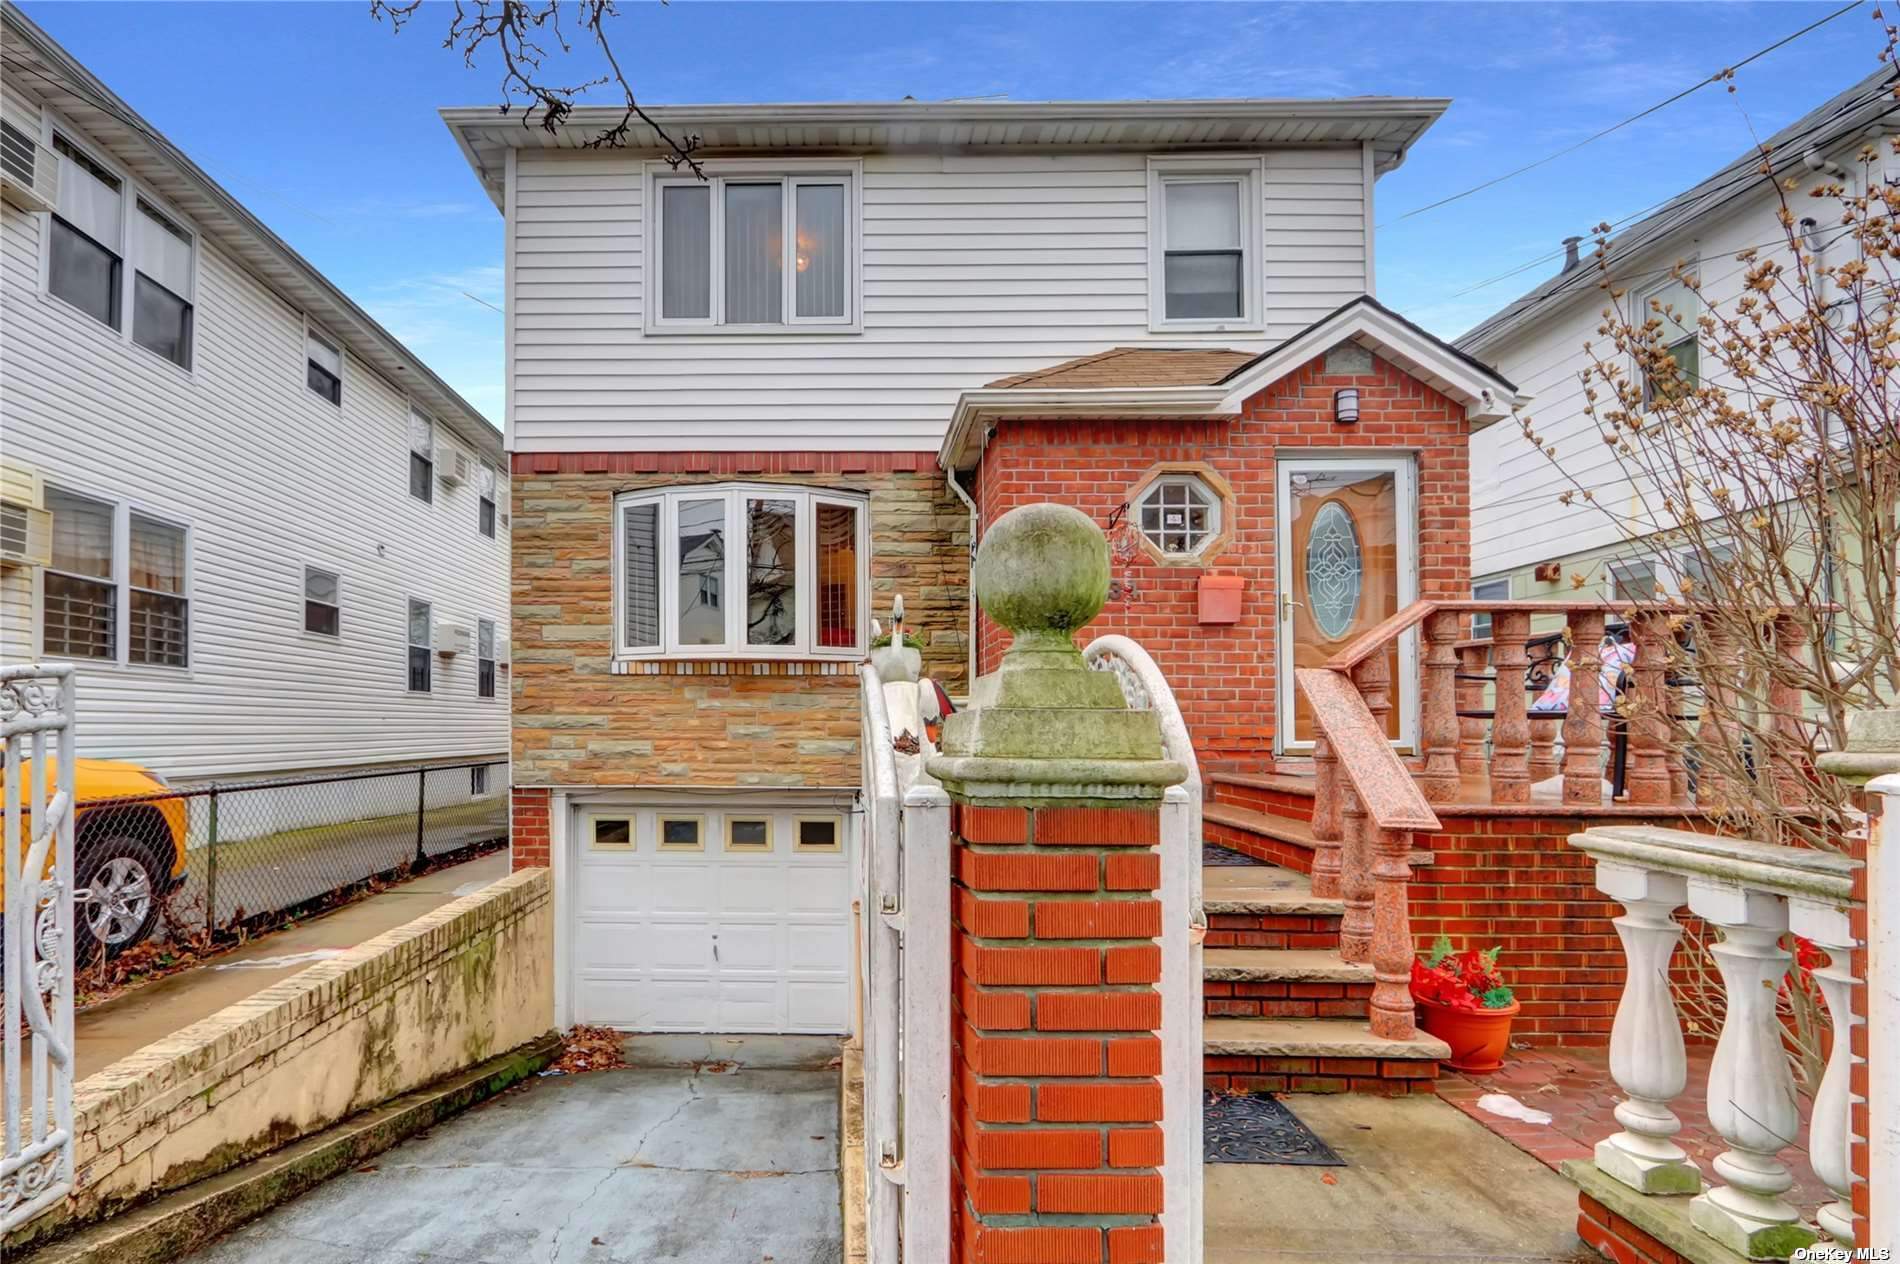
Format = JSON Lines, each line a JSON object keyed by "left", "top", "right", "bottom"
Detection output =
{"left": 1202, "top": 843, "right": 1264, "bottom": 867}
{"left": 1204, "top": 1092, "right": 1345, "bottom": 1166}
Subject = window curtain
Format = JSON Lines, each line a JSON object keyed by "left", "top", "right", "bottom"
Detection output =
{"left": 661, "top": 184, "right": 711, "bottom": 319}
{"left": 724, "top": 183, "right": 783, "bottom": 324}
{"left": 622, "top": 501, "right": 660, "bottom": 648}
{"left": 309, "top": 333, "right": 342, "bottom": 377}
{"left": 129, "top": 515, "right": 184, "bottom": 592}
{"left": 795, "top": 183, "right": 847, "bottom": 319}
{"left": 54, "top": 137, "right": 121, "bottom": 246}
{"left": 47, "top": 488, "right": 113, "bottom": 578}
{"left": 816, "top": 501, "right": 859, "bottom": 647}
{"left": 135, "top": 201, "right": 193, "bottom": 297}
{"left": 408, "top": 600, "right": 432, "bottom": 646}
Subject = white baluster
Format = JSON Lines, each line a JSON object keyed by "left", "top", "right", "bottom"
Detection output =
{"left": 1789, "top": 898, "right": 1860, "bottom": 1249}
{"left": 1686, "top": 880, "right": 1819, "bottom": 1260}
{"left": 1592, "top": 861, "right": 1701, "bottom": 1194}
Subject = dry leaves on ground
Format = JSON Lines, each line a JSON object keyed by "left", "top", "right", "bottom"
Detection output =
{"left": 551, "top": 1025, "right": 626, "bottom": 1074}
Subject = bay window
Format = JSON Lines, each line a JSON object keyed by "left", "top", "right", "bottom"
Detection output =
{"left": 650, "top": 165, "right": 857, "bottom": 330}
{"left": 614, "top": 484, "right": 867, "bottom": 658}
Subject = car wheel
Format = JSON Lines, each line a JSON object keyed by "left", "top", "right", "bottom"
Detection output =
{"left": 74, "top": 838, "right": 164, "bottom": 959}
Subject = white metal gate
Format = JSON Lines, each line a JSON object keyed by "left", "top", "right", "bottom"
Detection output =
{"left": 2, "top": 664, "right": 78, "bottom": 1232}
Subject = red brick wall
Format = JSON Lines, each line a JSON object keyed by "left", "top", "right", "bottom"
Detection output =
{"left": 972, "top": 352, "right": 1471, "bottom": 767}
{"left": 511, "top": 786, "right": 550, "bottom": 872}
{"left": 950, "top": 804, "right": 1167, "bottom": 1264}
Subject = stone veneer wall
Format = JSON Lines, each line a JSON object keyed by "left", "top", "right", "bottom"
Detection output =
{"left": 9, "top": 870, "right": 554, "bottom": 1248}
{"left": 972, "top": 351, "right": 1473, "bottom": 769}
{"left": 507, "top": 454, "right": 969, "bottom": 800}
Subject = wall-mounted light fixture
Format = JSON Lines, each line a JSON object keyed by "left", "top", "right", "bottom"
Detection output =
{"left": 1334, "top": 388, "right": 1360, "bottom": 425}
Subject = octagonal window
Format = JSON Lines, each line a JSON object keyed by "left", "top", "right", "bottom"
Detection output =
{"left": 1137, "top": 474, "right": 1221, "bottom": 557}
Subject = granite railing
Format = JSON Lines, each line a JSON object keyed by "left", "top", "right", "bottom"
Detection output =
{"left": 1566, "top": 825, "right": 1861, "bottom": 1260}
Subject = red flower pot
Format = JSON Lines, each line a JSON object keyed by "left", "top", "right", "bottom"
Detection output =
{"left": 1415, "top": 995, "right": 1519, "bottom": 1073}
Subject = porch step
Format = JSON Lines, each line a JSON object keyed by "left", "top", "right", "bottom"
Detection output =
{"left": 1203, "top": 949, "right": 1371, "bottom": 983}
{"left": 1202, "top": 863, "right": 1341, "bottom": 917}
{"left": 1203, "top": 801, "right": 1435, "bottom": 869}
{"left": 1203, "top": 1017, "right": 1450, "bottom": 1096}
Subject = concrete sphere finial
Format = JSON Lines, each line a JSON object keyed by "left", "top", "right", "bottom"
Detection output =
{"left": 973, "top": 503, "right": 1110, "bottom": 640}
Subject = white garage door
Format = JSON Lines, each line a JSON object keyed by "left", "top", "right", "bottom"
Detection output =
{"left": 571, "top": 804, "right": 853, "bottom": 1033}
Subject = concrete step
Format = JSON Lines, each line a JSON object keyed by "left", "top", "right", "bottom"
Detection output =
{"left": 1204, "top": 1017, "right": 1450, "bottom": 1062}
{"left": 1204, "top": 801, "right": 1435, "bottom": 869}
{"left": 1202, "top": 863, "right": 1341, "bottom": 917}
{"left": 1203, "top": 949, "right": 1372, "bottom": 984}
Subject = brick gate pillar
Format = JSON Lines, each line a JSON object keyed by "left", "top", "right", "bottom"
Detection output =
{"left": 928, "top": 503, "right": 1188, "bottom": 1264}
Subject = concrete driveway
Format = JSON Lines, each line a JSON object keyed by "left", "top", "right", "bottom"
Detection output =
{"left": 182, "top": 1037, "right": 844, "bottom": 1264}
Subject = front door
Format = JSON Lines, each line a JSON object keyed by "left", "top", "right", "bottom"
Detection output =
{"left": 1276, "top": 456, "right": 1418, "bottom": 752}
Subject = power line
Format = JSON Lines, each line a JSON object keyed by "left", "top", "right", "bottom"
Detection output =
{"left": 1381, "top": 0, "right": 1866, "bottom": 228}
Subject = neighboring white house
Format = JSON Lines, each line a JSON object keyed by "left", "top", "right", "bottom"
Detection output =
{"left": 0, "top": 5, "right": 510, "bottom": 781}
{"left": 1456, "top": 64, "right": 1899, "bottom": 604}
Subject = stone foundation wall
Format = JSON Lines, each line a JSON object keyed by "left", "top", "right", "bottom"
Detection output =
{"left": 10, "top": 869, "right": 554, "bottom": 1248}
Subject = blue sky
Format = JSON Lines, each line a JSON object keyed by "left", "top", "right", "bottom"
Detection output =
{"left": 19, "top": 1, "right": 1889, "bottom": 431}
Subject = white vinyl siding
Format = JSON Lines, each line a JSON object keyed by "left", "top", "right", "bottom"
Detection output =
{"left": 1, "top": 92, "right": 509, "bottom": 776}
{"left": 1463, "top": 137, "right": 1892, "bottom": 578}
{"left": 507, "top": 147, "right": 1369, "bottom": 451}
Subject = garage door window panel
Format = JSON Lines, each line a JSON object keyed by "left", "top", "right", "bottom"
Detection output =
{"left": 795, "top": 816, "right": 841, "bottom": 853}
{"left": 590, "top": 816, "right": 635, "bottom": 851}
{"left": 725, "top": 817, "right": 773, "bottom": 852}
{"left": 658, "top": 815, "right": 704, "bottom": 852}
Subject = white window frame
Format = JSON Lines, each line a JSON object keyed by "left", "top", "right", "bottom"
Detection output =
{"left": 305, "top": 317, "right": 344, "bottom": 407}
{"left": 304, "top": 564, "right": 341, "bottom": 638}
{"left": 1633, "top": 264, "right": 1702, "bottom": 410}
{"left": 477, "top": 616, "right": 497, "bottom": 699}
{"left": 406, "top": 597, "right": 432, "bottom": 693}
{"left": 37, "top": 113, "right": 200, "bottom": 378}
{"left": 1146, "top": 155, "right": 1265, "bottom": 334}
{"left": 40, "top": 485, "right": 193, "bottom": 672}
{"left": 408, "top": 406, "right": 435, "bottom": 503}
{"left": 1607, "top": 554, "right": 1672, "bottom": 603}
{"left": 643, "top": 159, "right": 863, "bottom": 335}
{"left": 1469, "top": 576, "right": 1512, "bottom": 640}
{"left": 613, "top": 482, "right": 870, "bottom": 662}
{"left": 1135, "top": 473, "right": 1223, "bottom": 559}
{"left": 478, "top": 462, "right": 498, "bottom": 538}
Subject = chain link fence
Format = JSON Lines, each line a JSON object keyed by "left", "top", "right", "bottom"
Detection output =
{"left": 65, "top": 758, "right": 510, "bottom": 960}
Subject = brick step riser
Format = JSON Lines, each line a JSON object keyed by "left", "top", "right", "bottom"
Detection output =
{"left": 1204, "top": 1053, "right": 1439, "bottom": 1097}
{"left": 1203, "top": 980, "right": 1371, "bottom": 1022}
{"left": 1203, "top": 912, "right": 1342, "bottom": 952}
{"left": 1206, "top": 781, "right": 1316, "bottom": 823}
{"left": 1203, "top": 822, "right": 1313, "bottom": 873}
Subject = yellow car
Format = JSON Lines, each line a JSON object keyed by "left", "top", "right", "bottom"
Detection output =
{"left": 2, "top": 759, "right": 189, "bottom": 956}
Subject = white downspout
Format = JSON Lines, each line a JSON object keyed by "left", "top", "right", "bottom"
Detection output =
{"left": 945, "top": 464, "right": 980, "bottom": 688}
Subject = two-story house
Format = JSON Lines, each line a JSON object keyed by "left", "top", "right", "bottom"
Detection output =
{"left": 1456, "top": 63, "right": 1898, "bottom": 610}
{"left": 0, "top": 7, "right": 510, "bottom": 881}
{"left": 445, "top": 96, "right": 1528, "bottom": 1040}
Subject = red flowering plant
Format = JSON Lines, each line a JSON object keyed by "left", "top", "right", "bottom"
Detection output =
{"left": 1411, "top": 934, "right": 1516, "bottom": 1011}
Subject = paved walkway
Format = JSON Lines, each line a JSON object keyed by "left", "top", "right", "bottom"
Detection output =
{"left": 1206, "top": 1093, "right": 1596, "bottom": 1263}
{"left": 180, "top": 1040, "right": 843, "bottom": 1264}
{"left": 76, "top": 851, "right": 510, "bottom": 1080}
{"left": 1439, "top": 1045, "right": 1831, "bottom": 1216}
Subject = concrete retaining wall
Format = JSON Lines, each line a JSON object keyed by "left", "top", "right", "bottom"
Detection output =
{"left": 11, "top": 868, "right": 554, "bottom": 1250}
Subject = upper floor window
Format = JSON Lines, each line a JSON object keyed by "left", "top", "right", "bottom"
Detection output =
{"left": 1638, "top": 276, "right": 1700, "bottom": 407}
{"left": 649, "top": 166, "right": 857, "bottom": 331}
{"left": 132, "top": 200, "right": 194, "bottom": 368}
{"left": 307, "top": 328, "right": 342, "bottom": 405}
{"left": 407, "top": 598, "right": 432, "bottom": 692}
{"left": 614, "top": 483, "right": 867, "bottom": 659}
{"left": 408, "top": 408, "right": 434, "bottom": 503}
{"left": 477, "top": 617, "right": 497, "bottom": 699}
{"left": 305, "top": 565, "right": 340, "bottom": 636}
{"left": 478, "top": 462, "right": 498, "bottom": 537}
{"left": 49, "top": 134, "right": 123, "bottom": 330}
{"left": 1147, "top": 157, "right": 1262, "bottom": 331}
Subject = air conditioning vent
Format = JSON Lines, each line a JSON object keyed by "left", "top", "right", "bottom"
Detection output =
{"left": 0, "top": 120, "right": 57, "bottom": 215}
{"left": 0, "top": 501, "right": 52, "bottom": 568}
{"left": 440, "top": 450, "right": 473, "bottom": 487}
{"left": 432, "top": 621, "right": 471, "bottom": 656}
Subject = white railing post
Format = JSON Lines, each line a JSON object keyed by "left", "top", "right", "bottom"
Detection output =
{"left": 1591, "top": 860, "right": 1700, "bottom": 1195}
{"left": 2, "top": 664, "right": 79, "bottom": 1234}
{"left": 1687, "top": 879, "right": 1816, "bottom": 1259}
{"left": 1868, "top": 773, "right": 1900, "bottom": 1251}
{"left": 1788, "top": 895, "right": 1858, "bottom": 1247}
{"left": 858, "top": 664, "right": 901, "bottom": 1264}
{"left": 898, "top": 784, "right": 951, "bottom": 1264}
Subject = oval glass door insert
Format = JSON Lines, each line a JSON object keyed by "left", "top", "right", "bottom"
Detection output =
{"left": 1304, "top": 500, "right": 1363, "bottom": 639}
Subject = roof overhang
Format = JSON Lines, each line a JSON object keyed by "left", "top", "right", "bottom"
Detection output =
{"left": 2, "top": 3, "right": 501, "bottom": 459}
{"left": 939, "top": 298, "right": 1525, "bottom": 471}
{"left": 441, "top": 96, "right": 1452, "bottom": 209}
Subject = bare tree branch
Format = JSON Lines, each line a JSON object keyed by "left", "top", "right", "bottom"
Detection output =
{"left": 371, "top": 0, "right": 703, "bottom": 174}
